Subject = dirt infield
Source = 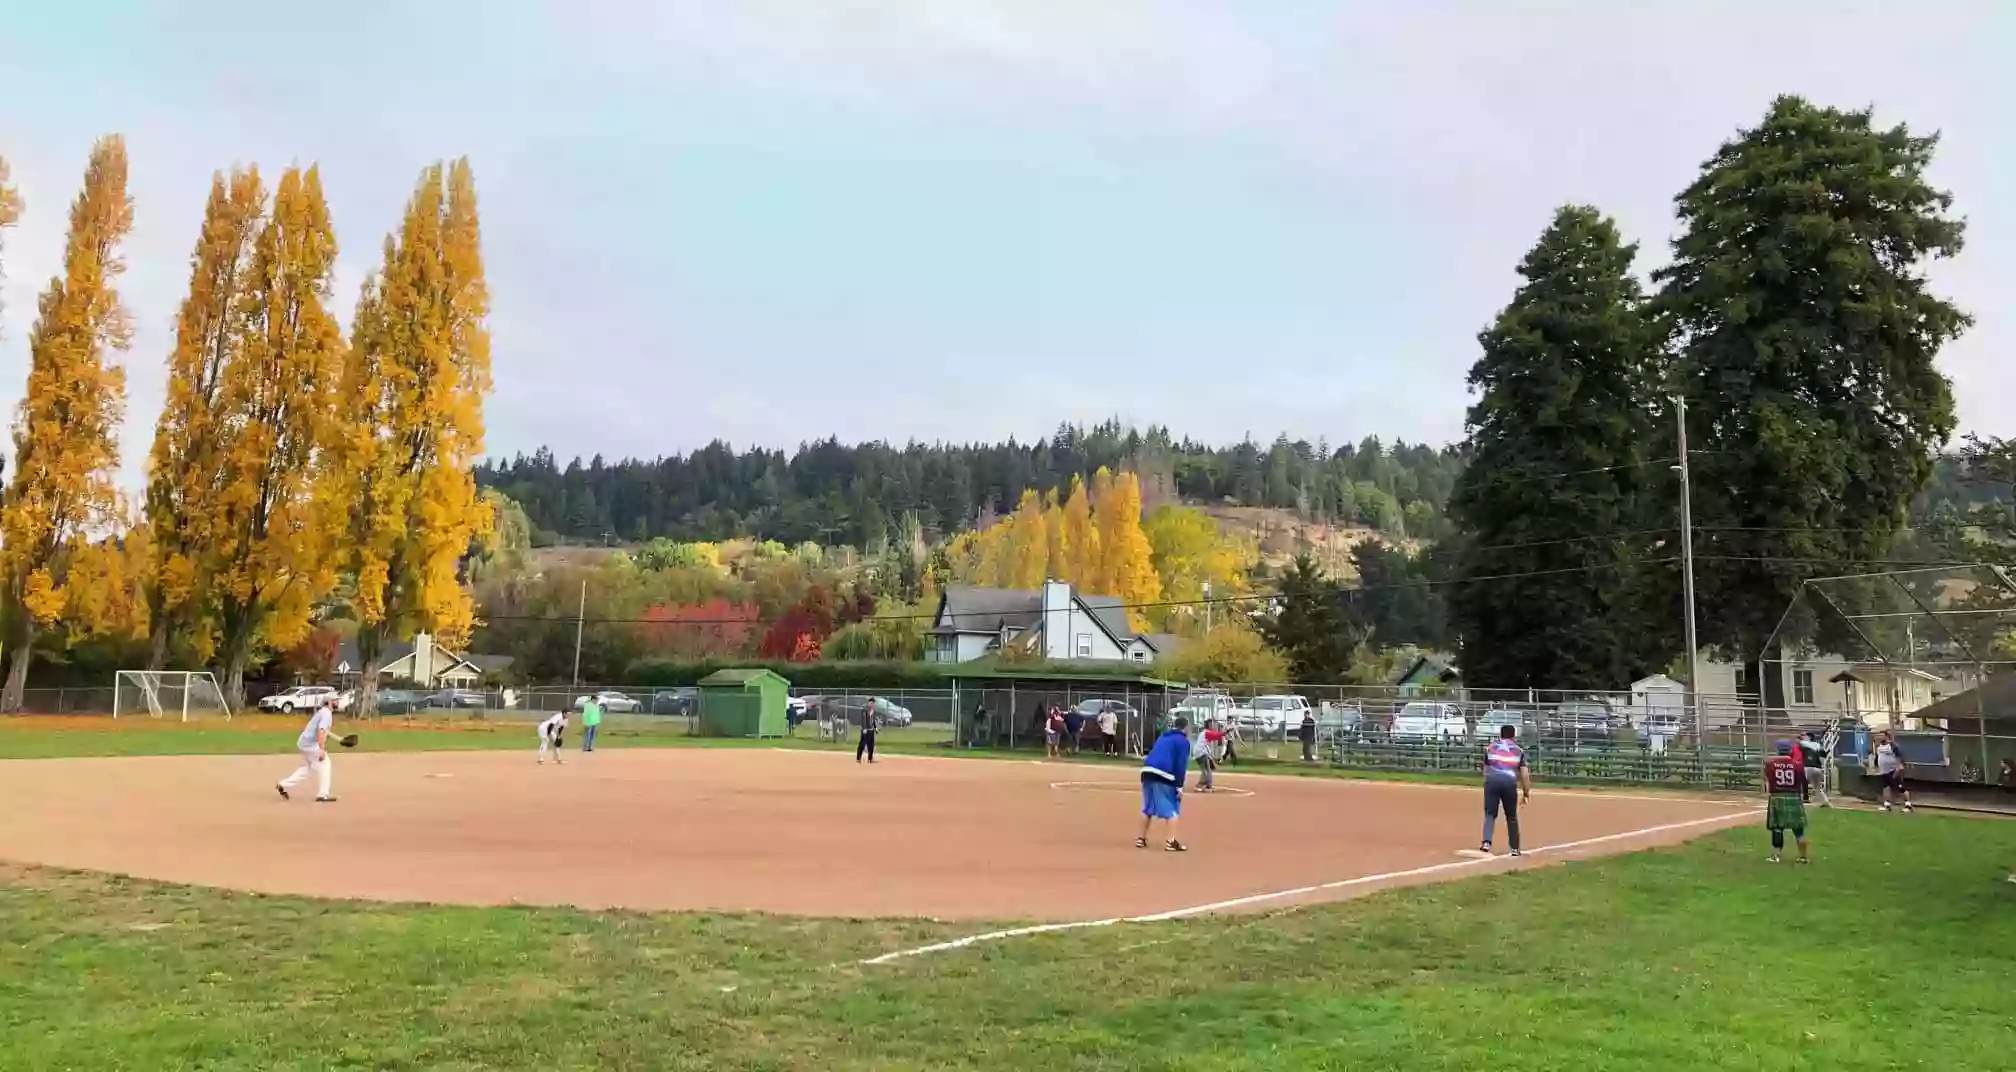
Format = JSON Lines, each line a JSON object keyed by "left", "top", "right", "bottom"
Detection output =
{"left": 0, "top": 749, "right": 1755, "bottom": 921}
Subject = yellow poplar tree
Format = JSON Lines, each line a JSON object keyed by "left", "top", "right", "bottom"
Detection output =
{"left": 143, "top": 167, "right": 265, "bottom": 669}
{"left": 208, "top": 166, "right": 345, "bottom": 705}
{"left": 331, "top": 160, "right": 492, "bottom": 714}
{"left": 1004, "top": 488, "right": 1050, "bottom": 589}
{"left": 1060, "top": 474, "right": 1097, "bottom": 586}
{"left": 1142, "top": 504, "right": 1255, "bottom": 631}
{"left": 0, "top": 137, "right": 133, "bottom": 710}
{"left": 1042, "top": 488, "right": 1066, "bottom": 581}
{"left": 1091, "top": 469, "right": 1161, "bottom": 628}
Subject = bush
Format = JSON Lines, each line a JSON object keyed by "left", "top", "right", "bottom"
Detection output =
{"left": 625, "top": 659, "right": 952, "bottom": 690}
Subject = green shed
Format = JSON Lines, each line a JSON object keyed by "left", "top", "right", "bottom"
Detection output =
{"left": 696, "top": 668, "right": 792, "bottom": 738}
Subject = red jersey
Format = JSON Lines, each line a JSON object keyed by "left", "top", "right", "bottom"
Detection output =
{"left": 1763, "top": 755, "right": 1806, "bottom": 795}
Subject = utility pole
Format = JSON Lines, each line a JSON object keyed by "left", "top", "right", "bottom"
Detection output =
{"left": 1202, "top": 581, "right": 1212, "bottom": 634}
{"left": 571, "top": 579, "right": 587, "bottom": 688}
{"left": 1674, "top": 396, "right": 1704, "bottom": 743}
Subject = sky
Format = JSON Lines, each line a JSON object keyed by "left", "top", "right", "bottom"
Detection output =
{"left": 1, "top": 1, "right": 2011, "bottom": 491}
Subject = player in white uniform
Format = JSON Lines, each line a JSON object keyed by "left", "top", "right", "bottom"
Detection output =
{"left": 277, "top": 702, "right": 337, "bottom": 802}
{"left": 537, "top": 710, "right": 569, "bottom": 765}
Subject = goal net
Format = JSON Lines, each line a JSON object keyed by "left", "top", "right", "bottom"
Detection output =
{"left": 113, "top": 671, "right": 233, "bottom": 722}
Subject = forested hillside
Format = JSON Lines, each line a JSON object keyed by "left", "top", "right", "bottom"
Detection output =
{"left": 475, "top": 422, "right": 1465, "bottom": 548}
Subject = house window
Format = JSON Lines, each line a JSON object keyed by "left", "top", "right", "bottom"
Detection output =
{"left": 1075, "top": 633, "right": 1092, "bottom": 657}
{"left": 1792, "top": 669, "right": 1814, "bottom": 705}
{"left": 1130, "top": 650, "right": 1148, "bottom": 662}
{"left": 1734, "top": 664, "right": 1754, "bottom": 694}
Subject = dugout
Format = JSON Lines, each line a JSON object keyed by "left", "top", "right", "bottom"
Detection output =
{"left": 696, "top": 669, "right": 791, "bottom": 738}
{"left": 944, "top": 665, "right": 1184, "bottom": 755}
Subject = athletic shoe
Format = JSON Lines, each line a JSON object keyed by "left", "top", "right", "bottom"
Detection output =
{"left": 1881, "top": 803, "right": 1892, "bottom": 812}
{"left": 1509, "top": 849, "right": 1522, "bottom": 858}
{"left": 1768, "top": 855, "right": 1781, "bottom": 864}
{"left": 314, "top": 796, "right": 337, "bottom": 803}
{"left": 1165, "top": 840, "right": 1188, "bottom": 853}
{"left": 1904, "top": 804, "right": 1915, "bottom": 813}
{"left": 2005, "top": 873, "right": 2015, "bottom": 885}
{"left": 276, "top": 784, "right": 289, "bottom": 801}
{"left": 1797, "top": 858, "right": 1811, "bottom": 865}
{"left": 1479, "top": 842, "right": 1492, "bottom": 855}
{"left": 1134, "top": 836, "right": 1148, "bottom": 849}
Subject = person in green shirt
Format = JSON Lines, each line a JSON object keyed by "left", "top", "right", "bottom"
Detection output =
{"left": 580, "top": 696, "right": 603, "bottom": 752}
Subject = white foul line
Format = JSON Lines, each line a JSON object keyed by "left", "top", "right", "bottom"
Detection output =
{"left": 856, "top": 809, "right": 1754, "bottom": 966}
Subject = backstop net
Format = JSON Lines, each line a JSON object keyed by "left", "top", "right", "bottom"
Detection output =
{"left": 113, "top": 671, "right": 233, "bottom": 722}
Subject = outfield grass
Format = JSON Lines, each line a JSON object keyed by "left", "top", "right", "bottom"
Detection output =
{"left": 1, "top": 803, "right": 2011, "bottom": 1069}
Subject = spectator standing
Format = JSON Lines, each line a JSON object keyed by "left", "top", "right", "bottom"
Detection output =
{"left": 1044, "top": 704, "right": 1066, "bottom": 759}
{"left": 1062, "top": 704, "right": 1085, "bottom": 756}
{"left": 1097, "top": 704, "right": 1119, "bottom": 756}
{"left": 1222, "top": 718, "right": 1242, "bottom": 765}
{"left": 1299, "top": 708, "right": 1318, "bottom": 763}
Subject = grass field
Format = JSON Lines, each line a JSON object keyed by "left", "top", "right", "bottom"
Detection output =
{"left": 3, "top": 723, "right": 2013, "bottom": 1069}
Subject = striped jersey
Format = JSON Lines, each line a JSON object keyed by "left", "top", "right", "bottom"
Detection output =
{"left": 1485, "top": 738, "right": 1524, "bottom": 783}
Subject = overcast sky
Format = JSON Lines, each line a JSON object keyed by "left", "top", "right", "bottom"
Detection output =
{"left": 1, "top": 1, "right": 2010, "bottom": 489}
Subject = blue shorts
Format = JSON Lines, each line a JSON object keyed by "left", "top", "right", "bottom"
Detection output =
{"left": 1141, "top": 778, "right": 1181, "bottom": 820}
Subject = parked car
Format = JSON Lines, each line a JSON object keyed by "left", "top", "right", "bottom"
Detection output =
{"left": 574, "top": 691, "right": 641, "bottom": 713}
{"left": 1240, "top": 694, "right": 1313, "bottom": 737}
{"left": 424, "top": 688, "right": 487, "bottom": 709}
{"left": 1390, "top": 701, "right": 1469, "bottom": 741}
{"left": 1635, "top": 711, "right": 1685, "bottom": 746}
{"left": 649, "top": 689, "right": 698, "bottom": 715}
{"left": 813, "top": 694, "right": 913, "bottom": 728}
{"left": 1314, "top": 703, "right": 1365, "bottom": 743}
{"left": 375, "top": 689, "right": 426, "bottom": 715}
{"left": 257, "top": 685, "right": 339, "bottom": 713}
{"left": 1552, "top": 700, "right": 1624, "bottom": 744}
{"left": 1169, "top": 689, "right": 1238, "bottom": 727}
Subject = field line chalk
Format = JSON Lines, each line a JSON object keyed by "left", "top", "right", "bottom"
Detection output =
{"left": 856, "top": 809, "right": 1754, "bottom": 967}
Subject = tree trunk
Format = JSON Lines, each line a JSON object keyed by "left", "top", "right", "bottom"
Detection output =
{"left": 218, "top": 607, "right": 255, "bottom": 711}
{"left": 146, "top": 620, "right": 172, "bottom": 672}
{"left": 1, "top": 620, "right": 37, "bottom": 713}
{"left": 356, "top": 623, "right": 389, "bottom": 717}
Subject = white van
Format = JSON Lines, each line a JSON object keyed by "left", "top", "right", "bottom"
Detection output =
{"left": 1390, "top": 701, "right": 1468, "bottom": 741}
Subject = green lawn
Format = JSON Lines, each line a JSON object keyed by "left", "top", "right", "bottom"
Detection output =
{"left": 1, "top": 804, "right": 2011, "bottom": 1069}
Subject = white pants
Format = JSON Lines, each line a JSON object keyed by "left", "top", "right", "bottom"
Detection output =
{"left": 538, "top": 729, "right": 561, "bottom": 760}
{"left": 280, "top": 746, "right": 331, "bottom": 798}
{"left": 1804, "top": 766, "right": 1831, "bottom": 806}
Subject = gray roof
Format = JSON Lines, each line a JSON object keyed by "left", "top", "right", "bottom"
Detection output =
{"left": 335, "top": 638, "right": 510, "bottom": 675}
{"left": 933, "top": 585, "right": 1138, "bottom": 646}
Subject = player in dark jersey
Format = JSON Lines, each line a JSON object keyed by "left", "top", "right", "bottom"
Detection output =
{"left": 1763, "top": 739, "right": 1809, "bottom": 864}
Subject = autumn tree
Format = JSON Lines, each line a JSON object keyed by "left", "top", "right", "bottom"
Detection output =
{"left": 142, "top": 167, "right": 266, "bottom": 669}
{"left": 0, "top": 136, "right": 133, "bottom": 710}
{"left": 1142, "top": 504, "right": 1254, "bottom": 632}
{"left": 1004, "top": 488, "right": 1050, "bottom": 589}
{"left": 330, "top": 159, "right": 492, "bottom": 714}
{"left": 1159, "top": 618, "right": 1287, "bottom": 684}
{"left": 1091, "top": 469, "right": 1160, "bottom": 626}
{"left": 205, "top": 166, "right": 345, "bottom": 705}
{"left": 1059, "top": 474, "right": 1097, "bottom": 586}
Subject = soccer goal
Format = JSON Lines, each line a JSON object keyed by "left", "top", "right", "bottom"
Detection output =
{"left": 112, "top": 670, "right": 234, "bottom": 722}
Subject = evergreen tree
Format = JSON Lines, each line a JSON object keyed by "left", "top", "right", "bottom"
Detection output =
{"left": 0, "top": 137, "right": 133, "bottom": 709}
{"left": 1258, "top": 554, "right": 1363, "bottom": 684}
{"left": 1448, "top": 205, "right": 1664, "bottom": 690}
{"left": 1657, "top": 97, "right": 1968, "bottom": 703}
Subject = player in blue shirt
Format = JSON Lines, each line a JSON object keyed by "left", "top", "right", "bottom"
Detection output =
{"left": 1137, "top": 717, "right": 1193, "bottom": 852}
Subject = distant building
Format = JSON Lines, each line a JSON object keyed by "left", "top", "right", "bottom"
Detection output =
{"left": 1687, "top": 652, "right": 1975, "bottom": 728}
{"left": 926, "top": 582, "right": 1164, "bottom": 664}
{"left": 334, "top": 633, "right": 515, "bottom": 688}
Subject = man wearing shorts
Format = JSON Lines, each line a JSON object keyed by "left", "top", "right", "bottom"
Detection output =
{"left": 1480, "top": 724, "right": 1528, "bottom": 857}
{"left": 1764, "top": 740, "right": 1810, "bottom": 864}
{"left": 1874, "top": 731, "right": 1913, "bottom": 813}
{"left": 1137, "top": 716, "right": 1192, "bottom": 852}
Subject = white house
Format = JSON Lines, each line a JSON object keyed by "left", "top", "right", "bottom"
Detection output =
{"left": 334, "top": 633, "right": 515, "bottom": 688}
{"left": 1687, "top": 653, "right": 1970, "bottom": 728}
{"left": 926, "top": 582, "right": 1164, "bottom": 664}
